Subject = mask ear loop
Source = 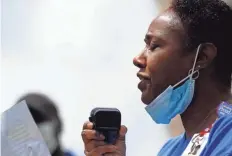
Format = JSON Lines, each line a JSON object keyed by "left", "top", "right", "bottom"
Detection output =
{"left": 189, "top": 69, "right": 200, "bottom": 80}
{"left": 190, "top": 44, "right": 202, "bottom": 80}
{"left": 173, "top": 44, "right": 202, "bottom": 88}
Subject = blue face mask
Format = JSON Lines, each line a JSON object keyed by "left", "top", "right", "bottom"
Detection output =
{"left": 145, "top": 45, "right": 202, "bottom": 124}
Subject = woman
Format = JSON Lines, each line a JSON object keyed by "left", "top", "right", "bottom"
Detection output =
{"left": 81, "top": 0, "right": 232, "bottom": 155}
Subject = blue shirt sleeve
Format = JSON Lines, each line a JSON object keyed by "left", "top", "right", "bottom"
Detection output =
{"left": 201, "top": 115, "right": 232, "bottom": 156}
{"left": 158, "top": 134, "right": 189, "bottom": 156}
{"left": 158, "top": 138, "right": 175, "bottom": 156}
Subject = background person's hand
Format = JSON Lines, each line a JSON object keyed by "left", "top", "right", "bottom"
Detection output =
{"left": 81, "top": 121, "right": 127, "bottom": 156}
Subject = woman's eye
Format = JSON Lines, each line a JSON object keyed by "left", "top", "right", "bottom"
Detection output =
{"left": 149, "top": 44, "right": 159, "bottom": 51}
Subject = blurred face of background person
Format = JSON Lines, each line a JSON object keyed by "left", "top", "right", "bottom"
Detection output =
{"left": 16, "top": 93, "right": 65, "bottom": 156}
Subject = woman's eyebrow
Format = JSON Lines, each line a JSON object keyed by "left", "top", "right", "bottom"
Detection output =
{"left": 144, "top": 31, "right": 166, "bottom": 43}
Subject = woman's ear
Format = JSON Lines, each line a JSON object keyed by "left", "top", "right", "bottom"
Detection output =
{"left": 196, "top": 43, "right": 217, "bottom": 70}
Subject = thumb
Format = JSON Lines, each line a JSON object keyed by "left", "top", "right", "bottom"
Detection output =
{"left": 115, "top": 125, "right": 127, "bottom": 155}
{"left": 118, "top": 125, "right": 127, "bottom": 141}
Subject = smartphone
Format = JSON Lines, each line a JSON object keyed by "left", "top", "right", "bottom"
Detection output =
{"left": 89, "top": 107, "right": 121, "bottom": 144}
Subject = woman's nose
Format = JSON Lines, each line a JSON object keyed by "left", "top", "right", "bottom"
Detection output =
{"left": 133, "top": 53, "right": 146, "bottom": 68}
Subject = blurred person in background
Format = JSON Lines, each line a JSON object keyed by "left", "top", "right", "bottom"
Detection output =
{"left": 17, "top": 93, "right": 76, "bottom": 156}
{"left": 81, "top": 0, "right": 232, "bottom": 155}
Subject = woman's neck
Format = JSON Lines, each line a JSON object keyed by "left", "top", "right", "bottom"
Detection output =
{"left": 181, "top": 78, "right": 231, "bottom": 138}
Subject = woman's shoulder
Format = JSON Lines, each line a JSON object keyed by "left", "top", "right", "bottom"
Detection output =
{"left": 165, "top": 133, "right": 185, "bottom": 145}
{"left": 158, "top": 133, "right": 186, "bottom": 156}
{"left": 210, "top": 114, "right": 232, "bottom": 135}
{"left": 208, "top": 114, "right": 232, "bottom": 142}
{"left": 209, "top": 102, "right": 232, "bottom": 139}
{"left": 202, "top": 115, "right": 232, "bottom": 156}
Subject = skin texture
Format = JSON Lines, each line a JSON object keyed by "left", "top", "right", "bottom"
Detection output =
{"left": 81, "top": 8, "right": 232, "bottom": 156}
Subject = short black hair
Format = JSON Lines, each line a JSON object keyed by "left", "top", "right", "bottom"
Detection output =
{"left": 172, "top": 0, "right": 232, "bottom": 87}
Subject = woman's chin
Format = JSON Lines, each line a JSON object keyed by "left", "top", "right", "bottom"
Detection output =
{"left": 141, "top": 90, "right": 153, "bottom": 105}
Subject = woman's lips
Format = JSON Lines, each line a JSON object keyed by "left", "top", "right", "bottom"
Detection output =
{"left": 137, "top": 72, "right": 151, "bottom": 91}
{"left": 138, "top": 79, "right": 151, "bottom": 91}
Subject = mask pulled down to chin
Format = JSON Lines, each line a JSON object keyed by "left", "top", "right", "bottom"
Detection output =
{"left": 145, "top": 44, "right": 202, "bottom": 124}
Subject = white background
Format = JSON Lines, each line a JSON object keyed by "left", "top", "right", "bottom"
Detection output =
{"left": 1, "top": 0, "right": 170, "bottom": 155}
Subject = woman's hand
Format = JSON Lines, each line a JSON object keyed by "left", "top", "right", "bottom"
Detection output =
{"left": 81, "top": 121, "right": 127, "bottom": 156}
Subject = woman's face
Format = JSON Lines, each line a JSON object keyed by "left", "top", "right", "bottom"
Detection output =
{"left": 134, "top": 10, "right": 197, "bottom": 104}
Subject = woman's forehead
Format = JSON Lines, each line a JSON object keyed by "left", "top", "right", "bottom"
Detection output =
{"left": 147, "top": 11, "right": 184, "bottom": 41}
{"left": 149, "top": 10, "right": 181, "bottom": 31}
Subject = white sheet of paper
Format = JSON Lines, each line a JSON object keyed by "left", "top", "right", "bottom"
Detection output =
{"left": 1, "top": 101, "right": 52, "bottom": 156}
